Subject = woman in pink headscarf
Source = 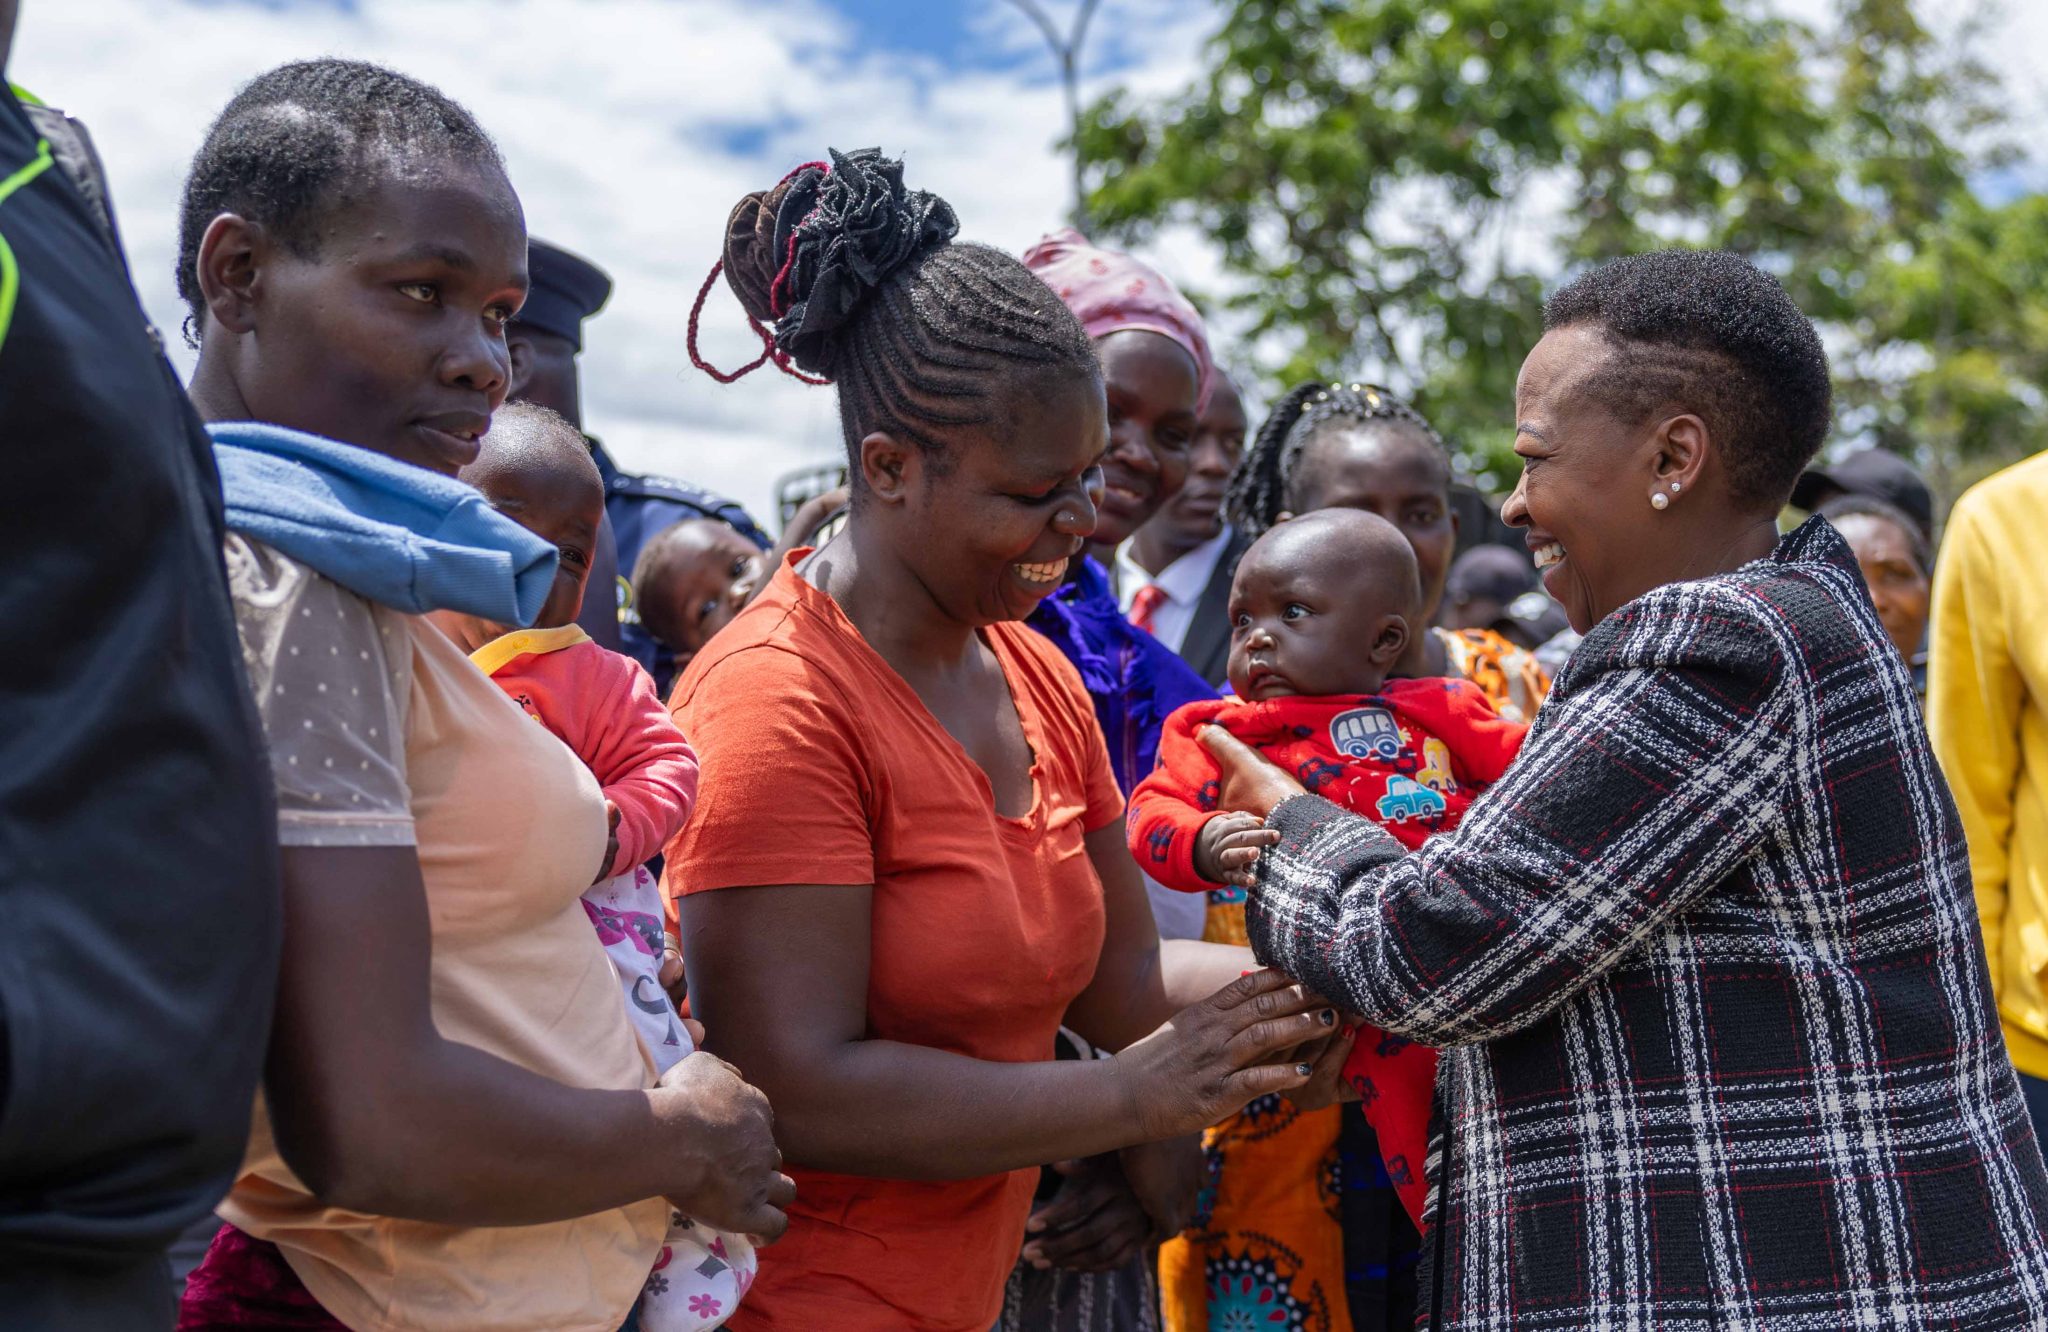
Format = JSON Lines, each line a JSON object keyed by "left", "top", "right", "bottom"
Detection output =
{"left": 999, "top": 232, "right": 1228, "bottom": 1332}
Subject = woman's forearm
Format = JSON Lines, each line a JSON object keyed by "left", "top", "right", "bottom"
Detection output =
{"left": 1064, "top": 824, "right": 1261, "bottom": 1050}
{"left": 1160, "top": 938, "right": 1260, "bottom": 1007}
{"left": 1067, "top": 938, "right": 1260, "bottom": 1052}
{"left": 269, "top": 844, "right": 725, "bottom": 1227}
{"left": 720, "top": 1033, "right": 1146, "bottom": 1179}
{"left": 292, "top": 1039, "right": 681, "bottom": 1225}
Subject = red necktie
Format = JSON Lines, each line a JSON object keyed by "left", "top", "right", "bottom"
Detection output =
{"left": 1129, "top": 583, "right": 1168, "bottom": 635}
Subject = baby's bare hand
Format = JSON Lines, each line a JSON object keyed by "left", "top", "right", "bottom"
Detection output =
{"left": 1195, "top": 812, "right": 1282, "bottom": 887}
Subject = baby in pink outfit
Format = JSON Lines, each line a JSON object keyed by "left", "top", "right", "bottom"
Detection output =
{"left": 431, "top": 402, "right": 753, "bottom": 1332}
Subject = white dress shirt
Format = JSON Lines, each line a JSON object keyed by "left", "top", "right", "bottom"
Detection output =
{"left": 1115, "top": 526, "right": 1235, "bottom": 654}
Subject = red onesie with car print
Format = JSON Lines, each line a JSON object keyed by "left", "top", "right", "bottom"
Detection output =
{"left": 1128, "top": 679, "right": 1527, "bottom": 1228}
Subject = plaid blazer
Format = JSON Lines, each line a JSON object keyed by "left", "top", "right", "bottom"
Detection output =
{"left": 1248, "top": 519, "right": 2048, "bottom": 1331}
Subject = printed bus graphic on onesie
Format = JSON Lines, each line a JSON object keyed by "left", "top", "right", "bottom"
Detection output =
{"left": 1330, "top": 707, "right": 1404, "bottom": 763}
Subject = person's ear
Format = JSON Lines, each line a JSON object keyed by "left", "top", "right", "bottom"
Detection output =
{"left": 1274, "top": 510, "right": 1295, "bottom": 525}
{"left": 1369, "top": 613, "right": 1410, "bottom": 667}
{"left": 857, "top": 431, "right": 917, "bottom": 507}
{"left": 1649, "top": 413, "right": 1710, "bottom": 509}
{"left": 506, "top": 333, "right": 536, "bottom": 400}
{"left": 196, "top": 213, "right": 267, "bottom": 337}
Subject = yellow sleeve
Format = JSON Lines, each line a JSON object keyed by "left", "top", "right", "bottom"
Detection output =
{"left": 1927, "top": 500, "right": 2026, "bottom": 1000}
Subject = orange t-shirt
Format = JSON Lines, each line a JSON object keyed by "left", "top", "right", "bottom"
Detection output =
{"left": 665, "top": 555, "right": 1123, "bottom": 1332}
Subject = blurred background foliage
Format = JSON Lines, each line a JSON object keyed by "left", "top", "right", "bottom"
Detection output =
{"left": 1073, "top": 0, "right": 2045, "bottom": 509}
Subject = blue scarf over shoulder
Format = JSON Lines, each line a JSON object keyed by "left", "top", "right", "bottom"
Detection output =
{"left": 210, "top": 421, "right": 555, "bottom": 625}
{"left": 1028, "top": 555, "right": 1221, "bottom": 794}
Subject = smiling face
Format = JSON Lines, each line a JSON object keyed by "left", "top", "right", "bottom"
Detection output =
{"left": 1502, "top": 324, "right": 1691, "bottom": 633}
{"left": 889, "top": 366, "right": 1108, "bottom": 625}
{"left": 1152, "top": 373, "right": 1246, "bottom": 549}
{"left": 1089, "top": 329, "right": 1200, "bottom": 546}
{"left": 206, "top": 152, "right": 528, "bottom": 475}
{"left": 1832, "top": 512, "right": 1930, "bottom": 663}
{"left": 635, "top": 520, "right": 767, "bottom": 660}
{"left": 1287, "top": 421, "right": 1458, "bottom": 622}
{"left": 852, "top": 366, "right": 1105, "bottom": 629}
{"left": 1227, "top": 509, "right": 1418, "bottom": 701}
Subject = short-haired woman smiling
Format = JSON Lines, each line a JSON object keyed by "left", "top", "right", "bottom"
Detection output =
{"left": 1203, "top": 250, "right": 2048, "bottom": 1330}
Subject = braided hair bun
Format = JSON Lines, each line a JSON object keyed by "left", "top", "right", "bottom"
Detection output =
{"left": 722, "top": 148, "right": 959, "bottom": 378}
{"left": 691, "top": 151, "right": 1096, "bottom": 482}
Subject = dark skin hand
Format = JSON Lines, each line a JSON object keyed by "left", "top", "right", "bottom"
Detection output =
{"left": 268, "top": 845, "right": 795, "bottom": 1237}
{"left": 1196, "top": 811, "right": 1280, "bottom": 888}
{"left": 1022, "top": 1147, "right": 1188, "bottom": 1272}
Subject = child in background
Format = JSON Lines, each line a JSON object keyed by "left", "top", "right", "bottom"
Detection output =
{"left": 429, "top": 402, "right": 754, "bottom": 1332}
{"left": 630, "top": 517, "right": 769, "bottom": 674}
{"left": 1127, "top": 508, "right": 1528, "bottom": 1229}
{"left": 629, "top": 489, "right": 851, "bottom": 691}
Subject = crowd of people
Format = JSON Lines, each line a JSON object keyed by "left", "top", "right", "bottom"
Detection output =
{"left": 7, "top": 21, "right": 2048, "bottom": 1332}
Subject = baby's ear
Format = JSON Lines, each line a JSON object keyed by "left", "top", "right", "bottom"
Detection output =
{"left": 1370, "top": 614, "right": 1410, "bottom": 667}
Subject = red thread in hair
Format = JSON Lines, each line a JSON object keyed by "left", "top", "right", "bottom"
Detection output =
{"left": 767, "top": 159, "right": 830, "bottom": 320}
{"left": 685, "top": 259, "right": 830, "bottom": 387}
{"left": 686, "top": 260, "right": 771, "bottom": 383}
{"left": 687, "top": 160, "right": 837, "bottom": 387}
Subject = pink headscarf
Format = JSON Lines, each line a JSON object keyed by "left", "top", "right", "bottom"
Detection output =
{"left": 1022, "top": 228, "right": 1215, "bottom": 413}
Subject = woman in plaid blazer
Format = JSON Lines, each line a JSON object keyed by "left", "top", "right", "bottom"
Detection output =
{"left": 1204, "top": 251, "right": 2048, "bottom": 1330}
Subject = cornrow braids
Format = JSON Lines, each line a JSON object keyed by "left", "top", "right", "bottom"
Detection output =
{"left": 176, "top": 58, "right": 503, "bottom": 346}
{"left": 1226, "top": 381, "right": 1448, "bottom": 539}
{"left": 692, "top": 149, "right": 1098, "bottom": 482}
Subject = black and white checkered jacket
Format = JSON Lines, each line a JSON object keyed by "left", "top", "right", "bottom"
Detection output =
{"left": 1248, "top": 518, "right": 2048, "bottom": 1331}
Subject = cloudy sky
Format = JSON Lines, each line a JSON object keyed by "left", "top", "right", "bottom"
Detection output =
{"left": 14, "top": 0, "right": 2045, "bottom": 524}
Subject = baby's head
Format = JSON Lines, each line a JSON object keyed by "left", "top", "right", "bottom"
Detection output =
{"left": 632, "top": 518, "right": 766, "bottom": 665}
{"left": 459, "top": 401, "right": 605, "bottom": 631}
{"left": 1228, "top": 508, "right": 1420, "bottom": 701}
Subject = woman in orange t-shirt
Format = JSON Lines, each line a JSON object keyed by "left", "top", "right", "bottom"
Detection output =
{"left": 666, "top": 150, "right": 1345, "bottom": 1332}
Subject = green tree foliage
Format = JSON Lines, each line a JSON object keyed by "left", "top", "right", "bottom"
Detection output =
{"left": 1075, "top": 0, "right": 2043, "bottom": 505}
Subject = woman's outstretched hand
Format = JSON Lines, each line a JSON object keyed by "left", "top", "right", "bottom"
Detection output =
{"left": 1198, "top": 724, "right": 1309, "bottom": 820}
{"left": 1113, "top": 968, "right": 1338, "bottom": 1143}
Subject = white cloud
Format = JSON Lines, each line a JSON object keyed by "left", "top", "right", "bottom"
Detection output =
{"left": 10, "top": 0, "right": 1216, "bottom": 523}
{"left": 13, "top": 0, "right": 2039, "bottom": 518}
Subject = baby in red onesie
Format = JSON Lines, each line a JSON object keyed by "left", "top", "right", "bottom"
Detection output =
{"left": 429, "top": 404, "right": 753, "bottom": 1331}
{"left": 1127, "top": 508, "right": 1528, "bottom": 1228}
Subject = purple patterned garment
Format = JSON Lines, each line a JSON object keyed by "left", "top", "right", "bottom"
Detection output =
{"left": 1027, "top": 555, "right": 1219, "bottom": 796}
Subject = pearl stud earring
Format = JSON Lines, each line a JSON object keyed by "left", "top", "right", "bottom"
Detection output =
{"left": 1651, "top": 492, "right": 1670, "bottom": 510}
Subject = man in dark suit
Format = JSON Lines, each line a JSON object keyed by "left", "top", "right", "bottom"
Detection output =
{"left": 1121, "top": 370, "right": 1247, "bottom": 687}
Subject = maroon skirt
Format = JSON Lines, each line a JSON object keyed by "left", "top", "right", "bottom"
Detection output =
{"left": 177, "top": 1224, "right": 348, "bottom": 1330}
